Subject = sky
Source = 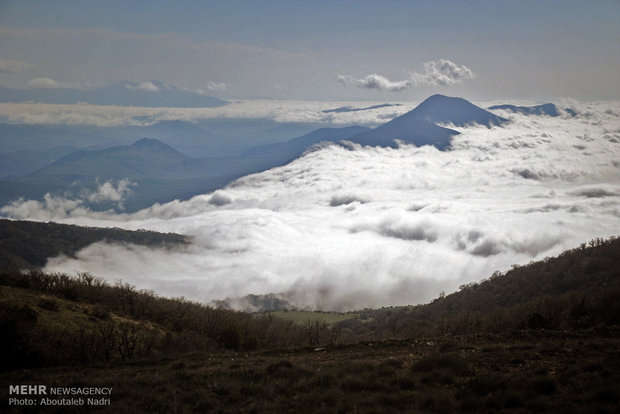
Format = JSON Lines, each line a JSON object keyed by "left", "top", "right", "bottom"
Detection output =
{"left": 1, "top": 0, "right": 619, "bottom": 101}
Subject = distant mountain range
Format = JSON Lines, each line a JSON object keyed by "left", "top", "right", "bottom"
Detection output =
{"left": 322, "top": 103, "right": 400, "bottom": 114}
{"left": 487, "top": 103, "right": 577, "bottom": 117}
{"left": 0, "top": 94, "right": 553, "bottom": 212}
{"left": 0, "top": 80, "right": 227, "bottom": 108}
{"left": 31, "top": 138, "right": 200, "bottom": 179}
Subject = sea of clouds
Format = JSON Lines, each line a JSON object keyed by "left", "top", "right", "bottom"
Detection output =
{"left": 0, "top": 99, "right": 411, "bottom": 127}
{"left": 2, "top": 101, "right": 619, "bottom": 311}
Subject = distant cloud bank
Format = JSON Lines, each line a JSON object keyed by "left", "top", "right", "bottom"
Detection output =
{"left": 27, "top": 77, "right": 87, "bottom": 89}
{"left": 0, "top": 99, "right": 415, "bottom": 127}
{"left": 338, "top": 59, "right": 476, "bottom": 92}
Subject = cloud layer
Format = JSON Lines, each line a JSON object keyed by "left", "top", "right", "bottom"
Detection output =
{"left": 27, "top": 77, "right": 87, "bottom": 89}
{"left": 0, "top": 99, "right": 414, "bottom": 127}
{"left": 3, "top": 102, "right": 619, "bottom": 311}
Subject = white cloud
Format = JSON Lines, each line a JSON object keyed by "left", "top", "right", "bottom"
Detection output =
{"left": 1, "top": 179, "right": 135, "bottom": 219}
{"left": 206, "top": 81, "right": 227, "bottom": 92}
{"left": 339, "top": 59, "right": 476, "bottom": 92}
{"left": 337, "top": 74, "right": 412, "bottom": 92}
{"left": 27, "top": 77, "right": 86, "bottom": 89}
{"left": 135, "top": 81, "right": 160, "bottom": 92}
{"left": 0, "top": 58, "right": 35, "bottom": 73}
{"left": 28, "top": 77, "right": 62, "bottom": 88}
{"left": 411, "top": 59, "right": 475, "bottom": 86}
{"left": 86, "top": 179, "right": 136, "bottom": 207}
{"left": 5, "top": 102, "right": 618, "bottom": 311}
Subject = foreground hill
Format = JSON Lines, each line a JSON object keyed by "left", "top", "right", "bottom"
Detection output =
{"left": 338, "top": 237, "right": 620, "bottom": 339}
{"left": 0, "top": 236, "right": 618, "bottom": 412}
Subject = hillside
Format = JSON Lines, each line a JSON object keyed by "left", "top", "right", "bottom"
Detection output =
{"left": 333, "top": 237, "right": 620, "bottom": 339}
{"left": 0, "top": 219, "right": 189, "bottom": 270}
{"left": 0, "top": 236, "right": 618, "bottom": 412}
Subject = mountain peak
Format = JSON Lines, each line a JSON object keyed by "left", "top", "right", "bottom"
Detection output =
{"left": 131, "top": 138, "right": 183, "bottom": 155}
{"left": 348, "top": 95, "right": 507, "bottom": 150}
{"left": 407, "top": 94, "right": 508, "bottom": 127}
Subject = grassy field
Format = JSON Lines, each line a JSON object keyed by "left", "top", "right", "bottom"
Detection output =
{"left": 270, "top": 310, "right": 361, "bottom": 326}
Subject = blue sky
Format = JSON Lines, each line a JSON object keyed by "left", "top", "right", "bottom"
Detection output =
{"left": 0, "top": 0, "right": 618, "bottom": 100}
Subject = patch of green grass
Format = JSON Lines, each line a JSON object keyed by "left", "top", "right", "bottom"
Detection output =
{"left": 270, "top": 310, "right": 360, "bottom": 326}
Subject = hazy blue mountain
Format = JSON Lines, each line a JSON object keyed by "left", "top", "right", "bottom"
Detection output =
{"left": 348, "top": 94, "right": 507, "bottom": 150}
{"left": 244, "top": 126, "right": 370, "bottom": 160}
{"left": 0, "top": 137, "right": 298, "bottom": 211}
{"left": 404, "top": 94, "right": 507, "bottom": 126}
{"left": 322, "top": 103, "right": 400, "bottom": 114}
{"left": 0, "top": 81, "right": 227, "bottom": 108}
{"left": 31, "top": 138, "right": 206, "bottom": 180}
{"left": 0, "top": 120, "right": 221, "bottom": 157}
{"left": 0, "top": 146, "right": 79, "bottom": 177}
{"left": 488, "top": 103, "right": 560, "bottom": 117}
{"left": 0, "top": 123, "right": 122, "bottom": 153}
{"left": 0, "top": 95, "right": 512, "bottom": 212}
{"left": 194, "top": 119, "right": 329, "bottom": 154}
{"left": 0, "top": 119, "right": 325, "bottom": 158}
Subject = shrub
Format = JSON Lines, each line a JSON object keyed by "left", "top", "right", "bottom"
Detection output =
{"left": 37, "top": 297, "right": 59, "bottom": 311}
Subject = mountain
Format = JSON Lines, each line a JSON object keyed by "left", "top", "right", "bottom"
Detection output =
{"left": 348, "top": 94, "right": 507, "bottom": 150}
{"left": 0, "top": 120, "right": 320, "bottom": 159}
{"left": 0, "top": 81, "right": 227, "bottom": 108}
{"left": 0, "top": 120, "right": 223, "bottom": 159}
{"left": 322, "top": 103, "right": 400, "bottom": 114}
{"left": 0, "top": 146, "right": 79, "bottom": 178}
{"left": 0, "top": 138, "right": 245, "bottom": 211}
{"left": 0, "top": 136, "right": 306, "bottom": 211}
{"left": 31, "top": 138, "right": 198, "bottom": 180}
{"left": 488, "top": 103, "right": 560, "bottom": 117}
{"left": 0, "top": 95, "right": 511, "bottom": 211}
{"left": 244, "top": 126, "right": 370, "bottom": 160}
